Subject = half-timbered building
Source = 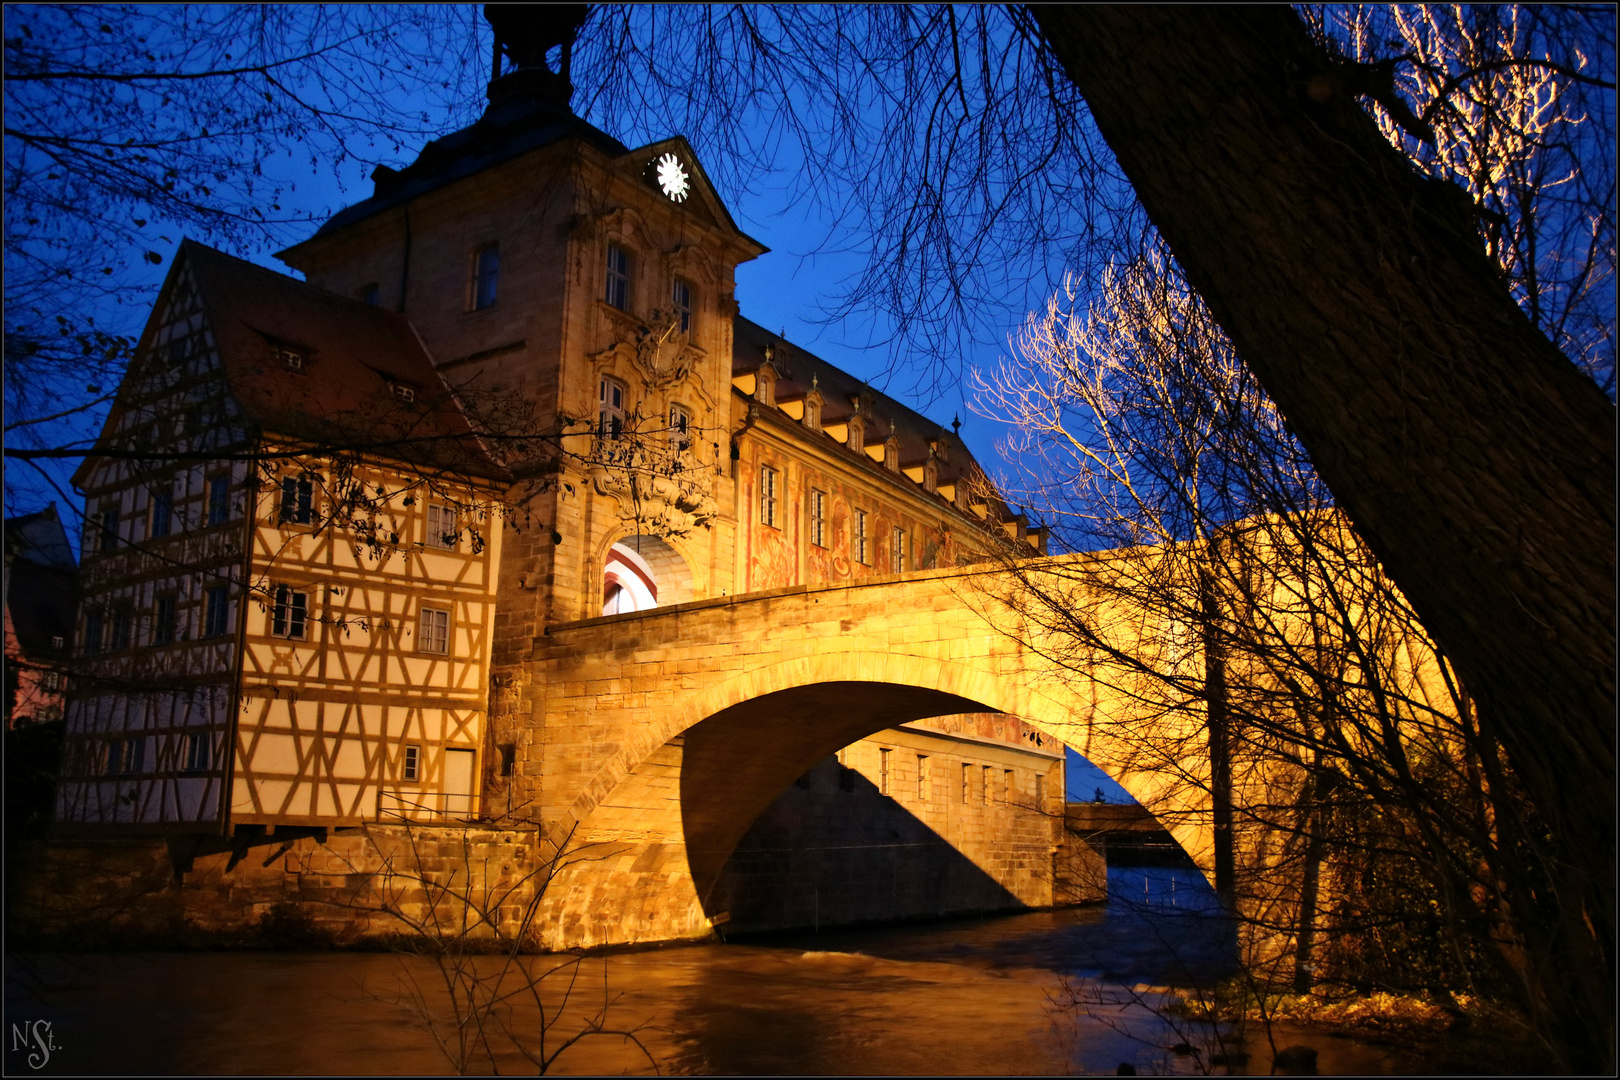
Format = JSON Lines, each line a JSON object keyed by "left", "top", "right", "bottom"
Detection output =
{"left": 57, "top": 40, "right": 1064, "bottom": 921}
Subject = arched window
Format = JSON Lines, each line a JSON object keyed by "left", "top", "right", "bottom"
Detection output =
{"left": 602, "top": 543, "right": 659, "bottom": 615}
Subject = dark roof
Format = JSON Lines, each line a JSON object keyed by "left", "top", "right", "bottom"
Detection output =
{"left": 308, "top": 85, "right": 628, "bottom": 240}
{"left": 180, "top": 242, "right": 507, "bottom": 480}
{"left": 5, "top": 506, "right": 78, "bottom": 658}
{"left": 4, "top": 506, "right": 76, "bottom": 571}
{"left": 732, "top": 317, "right": 988, "bottom": 490}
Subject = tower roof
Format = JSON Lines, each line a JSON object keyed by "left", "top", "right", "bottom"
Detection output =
{"left": 306, "top": 90, "right": 628, "bottom": 242}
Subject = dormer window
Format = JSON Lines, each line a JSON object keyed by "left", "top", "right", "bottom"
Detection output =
{"left": 672, "top": 278, "right": 693, "bottom": 333}
{"left": 275, "top": 345, "right": 305, "bottom": 372}
{"left": 390, "top": 381, "right": 416, "bottom": 404}
{"left": 605, "top": 244, "right": 630, "bottom": 310}
{"left": 471, "top": 243, "right": 499, "bottom": 310}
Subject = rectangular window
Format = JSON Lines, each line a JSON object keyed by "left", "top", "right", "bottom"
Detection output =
{"left": 499, "top": 743, "right": 517, "bottom": 778}
{"left": 879, "top": 748, "right": 891, "bottom": 796}
{"left": 426, "top": 503, "right": 458, "bottom": 550}
{"left": 182, "top": 732, "right": 211, "bottom": 773}
{"left": 672, "top": 278, "right": 693, "bottom": 333}
{"left": 97, "top": 505, "right": 119, "bottom": 553}
{"left": 961, "top": 762, "right": 972, "bottom": 804}
{"left": 279, "top": 476, "right": 314, "bottom": 524}
{"left": 668, "top": 403, "right": 691, "bottom": 451}
{"left": 402, "top": 744, "right": 421, "bottom": 782}
{"left": 271, "top": 585, "right": 309, "bottom": 640}
{"left": 916, "top": 755, "right": 929, "bottom": 801}
{"left": 106, "top": 736, "right": 145, "bottom": 776}
{"left": 1004, "top": 769, "right": 1014, "bottom": 805}
{"left": 760, "top": 466, "right": 778, "bottom": 527}
{"left": 112, "top": 606, "right": 132, "bottom": 651}
{"left": 982, "top": 765, "right": 993, "bottom": 805}
{"left": 154, "top": 594, "right": 177, "bottom": 645}
{"left": 275, "top": 345, "right": 305, "bottom": 372}
{"left": 472, "top": 243, "right": 499, "bottom": 310}
{"left": 1035, "top": 773, "right": 1046, "bottom": 808}
{"left": 203, "top": 584, "right": 229, "bottom": 638}
{"left": 84, "top": 610, "right": 104, "bottom": 656}
{"left": 149, "top": 491, "right": 173, "bottom": 539}
{"left": 598, "top": 377, "right": 626, "bottom": 438}
{"left": 605, "top": 244, "right": 629, "bottom": 310}
{"left": 892, "top": 527, "right": 907, "bottom": 572}
{"left": 419, "top": 607, "right": 450, "bottom": 655}
{"left": 854, "top": 509, "right": 869, "bottom": 564}
{"left": 207, "top": 475, "right": 231, "bottom": 526}
{"left": 809, "top": 489, "right": 826, "bottom": 547}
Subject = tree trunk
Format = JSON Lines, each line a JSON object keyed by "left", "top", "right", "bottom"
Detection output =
{"left": 1034, "top": 6, "right": 1613, "bottom": 1069}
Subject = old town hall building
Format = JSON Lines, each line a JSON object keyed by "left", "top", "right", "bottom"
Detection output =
{"left": 56, "top": 39, "right": 1069, "bottom": 930}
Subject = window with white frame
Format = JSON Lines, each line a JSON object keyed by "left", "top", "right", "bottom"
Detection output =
{"left": 599, "top": 376, "right": 627, "bottom": 438}
{"left": 854, "top": 509, "right": 870, "bottom": 564}
{"left": 419, "top": 606, "right": 450, "bottom": 655}
{"left": 271, "top": 585, "right": 309, "bottom": 640}
{"left": 760, "top": 465, "right": 779, "bottom": 527}
{"left": 426, "top": 503, "right": 458, "bottom": 549}
{"left": 809, "top": 489, "right": 827, "bottom": 547}
{"left": 402, "top": 744, "right": 421, "bottom": 782}
{"left": 274, "top": 344, "right": 306, "bottom": 372}
{"left": 471, "top": 243, "right": 499, "bottom": 310}
{"left": 605, "top": 244, "right": 630, "bottom": 310}
{"left": 672, "top": 277, "right": 693, "bottom": 333}
{"left": 279, "top": 475, "right": 314, "bottom": 524}
{"left": 891, "top": 527, "right": 907, "bottom": 572}
{"left": 182, "top": 732, "right": 211, "bottom": 773}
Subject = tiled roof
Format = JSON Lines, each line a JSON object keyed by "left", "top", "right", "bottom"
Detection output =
{"left": 181, "top": 242, "right": 507, "bottom": 480}
{"left": 732, "top": 316, "right": 1024, "bottom": 524}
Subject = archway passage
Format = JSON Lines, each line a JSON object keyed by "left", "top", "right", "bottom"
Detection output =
{"left": 601, "top": 534, "right": 693, "bottom": 615}
{"left": 679, "top": 681, "right": 991, "bottom": 905}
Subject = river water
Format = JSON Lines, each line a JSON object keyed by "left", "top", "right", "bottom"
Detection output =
{"left": 6, "top": 868, "right": 1410, "bottom": 1076}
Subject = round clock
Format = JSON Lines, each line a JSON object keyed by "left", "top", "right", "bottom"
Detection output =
{"left": 655, "top": 152, "right": 690, "bottom": 202}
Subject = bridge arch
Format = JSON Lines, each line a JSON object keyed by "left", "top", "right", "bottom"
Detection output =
{"left": 532, "top": 581, "right": 1219, "bottom": 949}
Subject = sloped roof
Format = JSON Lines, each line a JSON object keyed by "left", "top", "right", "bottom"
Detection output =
{"left": 4, "top": 505, "right": 76, "bottom": 571}
{"left": 181, "top": 242, "right": 506, "bottom": 480}
{"left": 4, "top": 506, "right": 77, "bottom": 658}
{"left": 732, "top": 317, "right": 998, "bottom": 492}
{"left": 306, "top": 84, "right": 629, "bottom": 240}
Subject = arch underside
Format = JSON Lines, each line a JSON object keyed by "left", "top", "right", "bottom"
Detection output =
{"left": 539, "top": 664, "right": 1214, "bottom": 949}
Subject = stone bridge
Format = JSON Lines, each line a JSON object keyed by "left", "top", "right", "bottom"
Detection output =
{"left": 512, "top": 558, "right": 1218, "bottom": 948}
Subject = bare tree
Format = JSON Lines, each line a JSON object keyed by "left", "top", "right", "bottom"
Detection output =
{"left": 975, "top": 247, "right": 1578, "bottom": 1064}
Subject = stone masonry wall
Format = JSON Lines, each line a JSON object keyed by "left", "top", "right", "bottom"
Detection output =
{"left": 10, "top": 825, "right": 547, "bottom": 950}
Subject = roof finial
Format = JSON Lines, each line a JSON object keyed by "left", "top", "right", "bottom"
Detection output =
{"left": 952, "top": 414, "right": 962, "bottom": 436}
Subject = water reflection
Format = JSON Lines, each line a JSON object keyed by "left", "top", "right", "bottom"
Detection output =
{"left": 7, "top": 873, "right": 1406, "bottom": 1077}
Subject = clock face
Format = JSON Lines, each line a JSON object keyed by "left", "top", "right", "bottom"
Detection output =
{"left": 655, "top": 152, "right": 690, "bottom": 202}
